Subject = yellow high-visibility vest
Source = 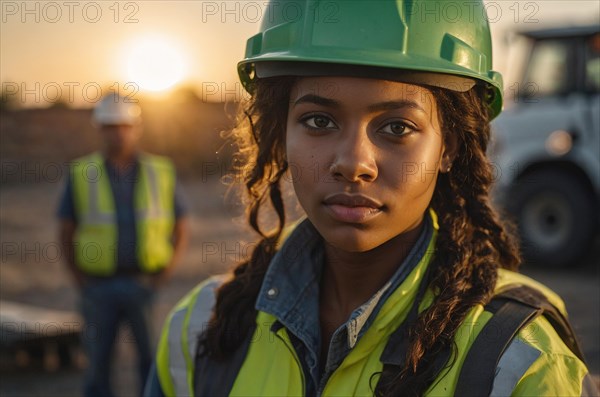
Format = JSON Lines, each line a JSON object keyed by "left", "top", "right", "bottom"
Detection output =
{"left": 156, "top": 213, "right": 592, "bottom": 397}
{"left": 71, "top": 151, "right": 175, "bottom": 276}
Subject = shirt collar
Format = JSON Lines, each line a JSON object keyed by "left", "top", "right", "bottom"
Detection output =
{"left": 256, "top": 210, "right": 436, "bottom": 352}
{"left": 256, "top": 219, "right": 325, "bottom": 350}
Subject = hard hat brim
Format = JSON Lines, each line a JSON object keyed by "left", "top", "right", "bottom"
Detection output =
{"left": 255, "top": 61, "right": 477, "bottom": 92}
{"left": 239, "top": 59, "right": 501, "bottom": 119}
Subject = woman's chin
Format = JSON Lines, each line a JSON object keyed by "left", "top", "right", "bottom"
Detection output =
{"left": 318, "top": 227, "right": 386, "bottom": 254}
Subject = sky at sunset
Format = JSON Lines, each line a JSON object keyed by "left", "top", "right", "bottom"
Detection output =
{"left": 1, "top": 0, "right": 599, "bottom": 107}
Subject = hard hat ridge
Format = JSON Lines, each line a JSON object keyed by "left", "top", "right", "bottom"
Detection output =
{"left": 238, "top": 0, "right": 503, "bottom": 119}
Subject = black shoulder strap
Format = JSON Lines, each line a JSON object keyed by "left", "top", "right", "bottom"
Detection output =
{"left": 454, "top": 290, "right": 542, "bottom": 397}
{"left": 193, "top": 325, "right": 256, "bottom": 396}
{"left": 454, "top": 284, "right": 587, "bottom": 397}
{"left": 377, "top": 283, "right": 587, "bottom": 397}
{"left": 496, "top": 285, "right": 586, "bottom": 362}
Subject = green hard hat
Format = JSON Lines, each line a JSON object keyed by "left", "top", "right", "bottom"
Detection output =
{"left": 238, "top": 0, "right": 503, "bottom": 119}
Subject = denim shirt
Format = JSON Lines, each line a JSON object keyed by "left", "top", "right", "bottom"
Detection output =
{"left": 255, "top": 212, "right": 434, "bottom": 396}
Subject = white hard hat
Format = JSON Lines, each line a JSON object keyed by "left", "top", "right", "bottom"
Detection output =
{"left": 92, "top": 92, "right": 141, "bottom": 126}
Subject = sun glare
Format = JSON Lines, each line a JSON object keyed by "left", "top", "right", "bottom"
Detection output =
{"left": 125, "top": 36, "right": 187, "bottom": 93}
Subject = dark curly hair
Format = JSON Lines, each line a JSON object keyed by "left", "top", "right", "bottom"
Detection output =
{"left": 198, "top": 76, "right": 521, "bottom": 396}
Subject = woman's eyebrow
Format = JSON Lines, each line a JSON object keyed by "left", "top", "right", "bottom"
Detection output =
{"left": 292, "top": 94, "right": 426, "bottom": 114}
{"left": 367, "top": 100, "right": 426, "bottom": 113}
{"left": 293, "top": 94, "right": 339, "bottom": 108}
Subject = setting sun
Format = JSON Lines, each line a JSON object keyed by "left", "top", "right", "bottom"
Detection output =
{"left": 125, "top": 35, "right": 187, "bottom": 93}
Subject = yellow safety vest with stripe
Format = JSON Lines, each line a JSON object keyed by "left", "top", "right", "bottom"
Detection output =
{"left": 156, "top": 223, "right": 593, "bottom": 396}
{"left": 71, "top": 151, "right": 175, "bottom": 276}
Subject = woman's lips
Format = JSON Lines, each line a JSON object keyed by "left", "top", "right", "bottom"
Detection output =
{"left": 325, "top": 204, "right": 382, "bottom": 223}
{"left": 323, "top": 193, "right": 383, "bottom": 223}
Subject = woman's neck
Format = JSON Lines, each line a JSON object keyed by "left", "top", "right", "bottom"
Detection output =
{"left": 320, "top": 217, "right": 425, "bottom": 318}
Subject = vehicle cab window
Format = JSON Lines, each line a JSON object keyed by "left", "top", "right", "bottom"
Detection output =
{"left": 524, "top": 39, "right": 571, "bottom": 97}
{"left": 585, "top": 33, "right": 600, "bottom": 92}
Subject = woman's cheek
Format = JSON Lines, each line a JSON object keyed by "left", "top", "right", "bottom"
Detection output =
{"left": 388, "top": 154, "right": 441, "bottom": 199}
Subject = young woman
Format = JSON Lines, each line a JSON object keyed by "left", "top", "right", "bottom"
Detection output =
{"left": 145, "top": 1, "right": 595, "bottom": 396}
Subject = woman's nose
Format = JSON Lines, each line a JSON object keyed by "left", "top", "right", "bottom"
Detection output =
{"left": 329, "top": 127, "right": 378, "bottom": 183}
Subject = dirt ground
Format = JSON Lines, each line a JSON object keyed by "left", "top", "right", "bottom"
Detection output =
{"left": 1, "top": 179, "right": 598, "bottom": 396}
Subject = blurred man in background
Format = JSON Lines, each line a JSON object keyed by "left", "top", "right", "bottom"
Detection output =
{"left": 57, "top": 92, "right": 189, "bottom": 397}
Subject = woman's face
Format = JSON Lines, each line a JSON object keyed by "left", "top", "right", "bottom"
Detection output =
{"left": 286, "top": 77, "right": 452, "bottom": 252}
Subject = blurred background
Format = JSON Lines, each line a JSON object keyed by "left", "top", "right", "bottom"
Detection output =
{"left": 1, "top": 1, "right": 599, "bottom": 395}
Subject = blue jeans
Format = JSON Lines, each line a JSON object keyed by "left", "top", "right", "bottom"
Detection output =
{"left": 81, "top": 277, "right": 154, "bottom": 397}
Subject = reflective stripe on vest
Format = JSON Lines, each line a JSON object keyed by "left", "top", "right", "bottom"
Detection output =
{"left": 491, "top": 337, "right": 541, "bottom": 397}
{"left": 71, "top": 152, "right": 175, "bottom": 275}
{"left": 157, "top": 276, "right": 225, "bottom": 397}
{"left": 581, "top": 373, "right": 599, "bottom": 397}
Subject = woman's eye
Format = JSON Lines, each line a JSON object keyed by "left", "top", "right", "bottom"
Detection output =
{"left": 301, "top": 115, "right": 336, "bottom": 130}
{"left": 379, "top": 121, "right": 414, "bottom": 137}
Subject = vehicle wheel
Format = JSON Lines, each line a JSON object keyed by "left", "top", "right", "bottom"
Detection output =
{"left": 508, "top": 168, "right": 596, "bottom": 267}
